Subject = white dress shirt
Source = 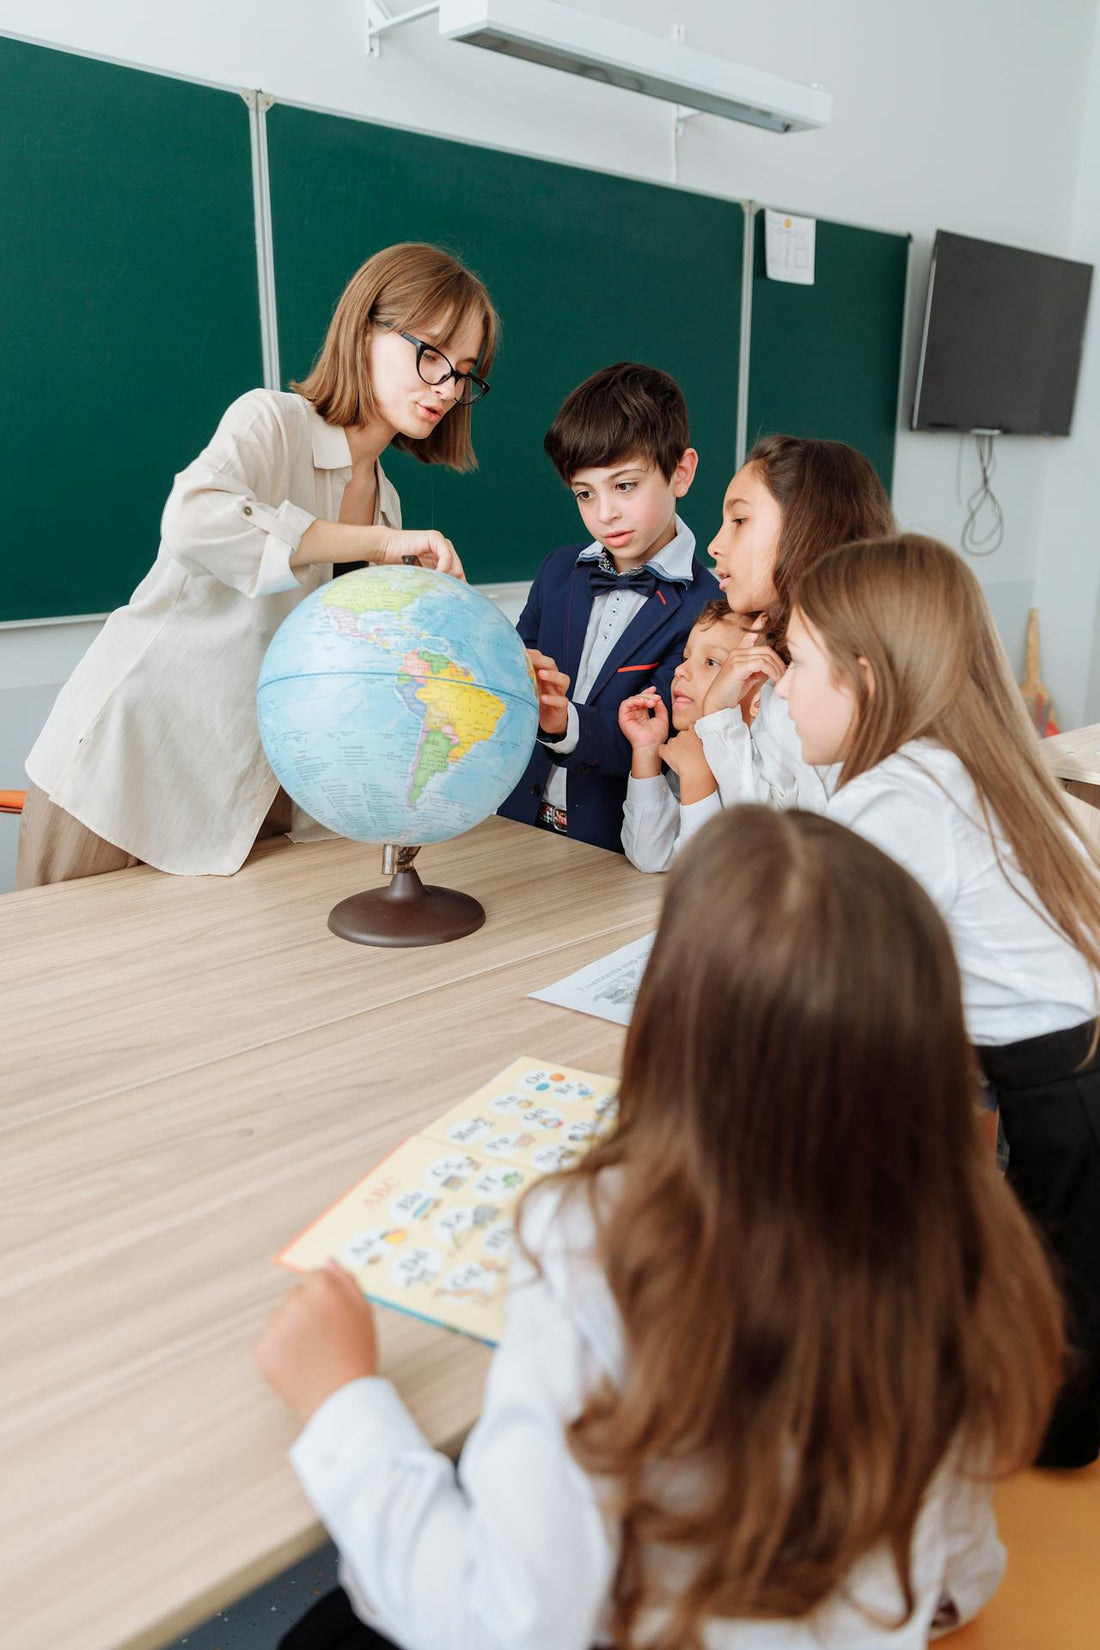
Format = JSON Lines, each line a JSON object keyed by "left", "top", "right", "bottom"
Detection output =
{"left": 622, "top": 682, "right": 834, "bottom": 871}
{"left": 695, "top": 682, "right": 836, "bottom": 814}
{"left": 622, "top": 772, "right": 722, "bottom": 871}
{"left": 829, "top": 740, "right": 1098, "bottom": 1046}
{"left": 541, "top": 520, "right": 696, "bottom": 812}
{"left": 26, "top": 390, "right": 400, "bottom": 875}
{"left": 291, "top": 1181, "right": 1006, "bottom": 1650}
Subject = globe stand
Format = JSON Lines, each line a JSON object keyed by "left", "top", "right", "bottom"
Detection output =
{"left": 327, "top": 844, "right": 486, "bottom": 948}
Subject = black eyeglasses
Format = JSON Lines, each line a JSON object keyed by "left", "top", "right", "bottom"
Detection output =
{"left": 398, "top": 331, "right": 491, "bottom": 405}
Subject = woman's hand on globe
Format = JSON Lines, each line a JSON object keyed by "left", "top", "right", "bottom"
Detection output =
{"left": 378, "top": 528, "right": 466, "bottom": 581}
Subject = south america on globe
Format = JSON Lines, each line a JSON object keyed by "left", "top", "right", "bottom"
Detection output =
{"left": 257, "top": 565, "right": 539, "bottom": 848}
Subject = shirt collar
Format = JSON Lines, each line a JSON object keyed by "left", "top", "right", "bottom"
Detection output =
{"left": 304, "top": 400, "right": 353, "bottom": 469}
{"left": 575, "top": 515, "right": 697, "bottom": 584}
{"left": 303, "top": 400, "right": 398, "bottom": 525}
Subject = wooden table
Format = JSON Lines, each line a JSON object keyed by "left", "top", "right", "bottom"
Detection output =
{"left": 0, "top": 819, "right": 661, "bottom": 1650}
{"left": 1041, "top": 723, "right": 1100, "bottom": 849}
{"left": 1042, "top": 722, "right": 1100, "bottom": 792}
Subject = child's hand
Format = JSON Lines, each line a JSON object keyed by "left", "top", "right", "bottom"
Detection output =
{"left": 701, "top": 635, "right": 786, "bottom": 718}
{"left": 378, "top": 528, "right": 465, "bottom": 581}
{"left": 620, "top": 691, "right": 668, "bottom": 780}
{"left": 658, "top": 727, "right": 717, "bottom": 804}
{"left": 527, "top": 649, "right": 571, "bottom": 737}
{"left": 255, "top": 1261, "right": 379, "bottom": 1424}
{"left": 618, "top": 690, "right": 669, "bottom": 749}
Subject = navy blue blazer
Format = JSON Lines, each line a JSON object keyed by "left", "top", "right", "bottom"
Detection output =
{"left": 498, "top": 541, "right": 720, "bottom": 852}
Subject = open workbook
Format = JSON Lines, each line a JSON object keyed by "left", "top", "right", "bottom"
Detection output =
{"left": 278, "top": 1056, "right": 618, "bottom": 1346}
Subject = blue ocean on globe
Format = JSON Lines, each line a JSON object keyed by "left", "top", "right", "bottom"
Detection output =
{"left": 257, "top": 566, "right": 539, "bottom": 846}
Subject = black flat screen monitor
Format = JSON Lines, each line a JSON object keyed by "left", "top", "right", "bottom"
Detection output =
{"left": 912, "top": 230, "right": 1092, "bottom": 435}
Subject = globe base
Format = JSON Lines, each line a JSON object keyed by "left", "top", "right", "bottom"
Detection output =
{"left": 328, "top": 867, "right": 486, "bottom": 947}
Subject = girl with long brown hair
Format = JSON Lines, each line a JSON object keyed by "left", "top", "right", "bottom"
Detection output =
{"left": 257, "top": 807, "right": 1061, "bottom": 1650}
{"left": 18, "top": 242, "right": 497, "bottom": 885}
{"left": 779, "top": 532, "right": 1100, "bottom": 1468}
{"left": 620, "top": 434, "right": 895, "bottom": 870}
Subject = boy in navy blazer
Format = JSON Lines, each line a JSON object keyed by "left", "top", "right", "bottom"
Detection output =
{"left": 498, "top": 362, "right": 719, "bottom": 852}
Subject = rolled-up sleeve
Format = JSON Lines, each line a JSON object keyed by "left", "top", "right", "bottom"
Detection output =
{"left": 160, "top": 390, "right": 317, "bottom": 598}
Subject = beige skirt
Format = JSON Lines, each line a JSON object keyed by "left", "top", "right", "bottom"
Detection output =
{"left": 15, "top": 783, "right": 293, "bottom": 890}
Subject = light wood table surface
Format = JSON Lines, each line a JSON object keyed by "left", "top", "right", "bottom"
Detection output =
{"left": 1041, "top": 722, "right": 1100, "bottom": 787}
{"left": 1040, "top": 724, "right": 1100, "bottom": 850}
{"left": 0, "top": 818, "right": 662, "bottom": 1650}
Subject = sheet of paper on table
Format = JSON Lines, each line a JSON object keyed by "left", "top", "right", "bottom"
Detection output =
{"left": 278, "top": 1056, "right": 618, "bottom": 1346}
{"left": 528, "top": 931, "right": 656, "bottom": 1026}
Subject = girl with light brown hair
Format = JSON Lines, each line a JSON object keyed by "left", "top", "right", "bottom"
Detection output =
{"left": 257, "top": 807, "right": 1061, "bottom": 1650}
{"left": 778, "top": 531, "right": 1100, "bottom": 1469}
{"left": 18, "top": 242, "right": 498, "bottom": 885}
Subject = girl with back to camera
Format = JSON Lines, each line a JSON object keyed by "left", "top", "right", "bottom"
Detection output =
{"left": 779, "top": 532, "right": 1100, "bottom": 1468}
{"left": 620, "top": 434, "right": 894, "bottom": 869}
{"left": 258, "top": 806, "right": 1062, "bottom": 1650}
{"left": 18, "top": 242, "right": 497, "bottom": 886}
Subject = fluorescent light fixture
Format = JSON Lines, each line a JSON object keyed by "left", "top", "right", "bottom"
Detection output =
{"left": 367, "top": 0, "right": 831, "bottom": 134}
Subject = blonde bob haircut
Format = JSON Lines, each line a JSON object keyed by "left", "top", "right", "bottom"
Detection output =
{"left": 291, "top": 243, "right": 499, "bottom": 472}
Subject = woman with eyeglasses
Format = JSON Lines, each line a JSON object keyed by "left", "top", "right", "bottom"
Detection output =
{"left": 17, "top": 243, "right": 498, "bottom": 885}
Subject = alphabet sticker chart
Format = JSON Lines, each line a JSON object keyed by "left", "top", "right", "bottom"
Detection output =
{"left": 278, "top": 1056, "right": 618, "bottom": 1346}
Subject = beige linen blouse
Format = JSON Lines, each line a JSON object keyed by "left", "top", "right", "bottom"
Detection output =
{"left": 26, "top": 389, "right": 401, "bottom": 875}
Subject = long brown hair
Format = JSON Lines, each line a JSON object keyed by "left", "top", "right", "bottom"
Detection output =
{"left": 291, "top": 242, "right": 498, "bottom": 470}
{"left": 797, "top": 533, "right": 1100, "bottom": 989}
{"left": 747, "top": 434, "right": 895, "bottom": 652}
{"left": 529, "top": 808, "right": 1061, "bottom": 1649}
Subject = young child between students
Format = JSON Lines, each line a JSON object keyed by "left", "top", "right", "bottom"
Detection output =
{"left": 779, "top": 532, "right": 1100, "bottom": 1470}
{"left": 619, "top": 598, "right": 757, "bottom": 872}
{"left": 496, "top": 362, "right": 718, "bottom": 853}
{"left": 616, "top": 433, "right": 895, "bottom": 870}
{"left": 257, "top": 806, "right": 1062, "bottom": 1650}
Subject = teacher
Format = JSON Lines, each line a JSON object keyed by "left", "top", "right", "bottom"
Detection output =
{"left": 17, "top": 243, "right": 498, "bottom": 886}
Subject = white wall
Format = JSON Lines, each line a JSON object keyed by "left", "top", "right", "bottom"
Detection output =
{"left": 2, "top": 0, "right": 1099, "bottom": 881}
{"left": 1034, "top": 8, "right": 1100, "bottom": 728}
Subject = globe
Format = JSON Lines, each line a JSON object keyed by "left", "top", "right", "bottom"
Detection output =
{"left": 258, "top": 564, "right": 539, "bottom": 845}
{"left": 256, "top": 565, "right": 540, "bottom": 947}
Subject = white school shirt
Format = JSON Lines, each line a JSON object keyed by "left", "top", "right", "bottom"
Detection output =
{"left": 621, "top": 772, "right": 722, "bottom": 871}
{"left": 695, "top": 681, "right": 836, "bottom": 813}
{"left": 622, "top": 681, "right": 833, "bottom": 872}
{"left": 290, "top": 1181, "right": 1006, "bottom": 1650}
{"left": 25, "top": 389, "right": 401, "bottom": 875}
{"left": 541, "top": 520, "right": 697, "bottom": 812}
{"left": 829, "top": 740, "right": 1098, "bottom": 1046}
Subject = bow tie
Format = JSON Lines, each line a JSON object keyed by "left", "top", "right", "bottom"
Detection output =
{"left": 586, "top": 560, "right": 659, "bottom": 598}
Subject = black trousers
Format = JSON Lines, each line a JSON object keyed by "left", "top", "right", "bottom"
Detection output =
{"left": 278, "top": 1588, "right": 402, "bottom": 1649}
{"left": 279, "top": 1587, "right": 605, "bottom": 1650}
{"left": 979, "top": 1019, "right": 1100, "bottom": 1469}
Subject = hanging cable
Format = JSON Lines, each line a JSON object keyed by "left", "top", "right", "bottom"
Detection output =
{"left": 960, "top": 430, "right": 1005, "bottom": 557}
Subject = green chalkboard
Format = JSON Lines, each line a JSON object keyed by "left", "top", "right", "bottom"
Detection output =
{"left": 2, "top": 39, "right": 910, "bottom": 620}
{"left": 0, "top": 37, "right": 261, "bottom": 622}
{"left": 266, "top": 107, "right": 744, "bottom": 583}
{"left": 746, "top": 211, "right": 909, "bottom": 493}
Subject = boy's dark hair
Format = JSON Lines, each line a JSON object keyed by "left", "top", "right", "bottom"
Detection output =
{"left": 544, "top": 362, "right": 689, "bottom": 484}
{"left": 695, "top": 597, "right": 744, "bottom": 632}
